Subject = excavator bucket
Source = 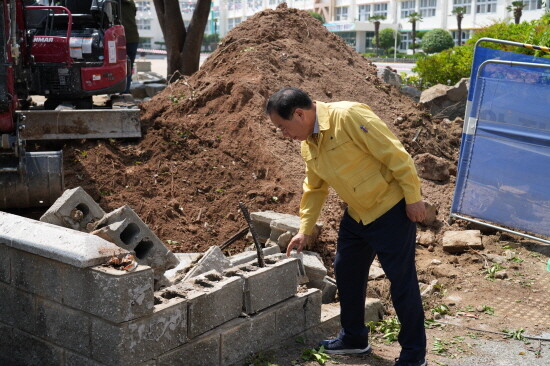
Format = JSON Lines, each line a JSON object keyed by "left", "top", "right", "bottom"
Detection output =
{"left": 0, "top": 151, "right": 63, "bottom": 209}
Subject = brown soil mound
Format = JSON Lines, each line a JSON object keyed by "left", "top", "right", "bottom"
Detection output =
{"left": 63, "top": 5, "right": 462, "bottom": 255}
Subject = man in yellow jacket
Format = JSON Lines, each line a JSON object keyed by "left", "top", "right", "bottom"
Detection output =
{"left": 266, "top": 87, "right": 427, "bottom": 366}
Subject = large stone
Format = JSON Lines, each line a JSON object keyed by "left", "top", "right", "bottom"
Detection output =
{"left": 414, "top": 153, "right": 450, "bottom": 182}
{"left": 421, "top": 201, "right": 438, "bottom": 226}
{"left": 419, "top": 78, "right": 469, "bottom": 120}
{"left": 417, "top": 231, "right": 436, "bottom": 247}
{"left": 40, "top": 187, "right": 105, "bottom": 232}
{"left": 300, "top": 250, "right": 327, "bottom": 283}
{"left": 442, "top": 230, "right": 483, "bottom": 253}
{"left": 378, "top": 67, "right": 402, "bottom": 88}
{"left": 400, "top": 85, "right": 422, "bottom": 102}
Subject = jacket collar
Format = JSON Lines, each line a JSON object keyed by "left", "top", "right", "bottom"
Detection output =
{"left": 315, "top": 101, "right": 330, "bottom": 132}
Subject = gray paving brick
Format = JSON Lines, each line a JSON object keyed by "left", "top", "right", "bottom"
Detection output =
{"left": 187, "top": 272, "right": 244, "bottom": 339}
{"left": 63, "top": 265, "right": 154, "bottom": 323}
{"left": 40, "top": 186, "right": 105, "bottom": 231}
{"left": 0, "top": 244, "right": 10, "bottom": 283}
{"left": 91, "top": 297, "right": 187, "bottom": 366}
{"left": 35, "top": 297, "right": 92, "bottom": 356}
{"left": 0, "top": 323, "right": 64, "bottom": 366}
{"left": 158, "top": 328, "right": 220, "bottom": 366}
{"left": 0, "top": 211, "right": 126, "bottom": 268}
{"left": 220, "top": 310, "right": 277, "bottom": 366}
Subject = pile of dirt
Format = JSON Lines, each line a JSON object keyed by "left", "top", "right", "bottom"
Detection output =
{"left": 63, "top": 5, "right": 462, "bottom": 256}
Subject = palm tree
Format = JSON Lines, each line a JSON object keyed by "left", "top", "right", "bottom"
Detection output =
{"left": 506, "top": 1, "right": 526, "bottom": 24}
{"left": 451, "top": 7, "right": 466, "bottom": 46}
{"left": 407, "top": 12, "right": 423, "bottom": 54}
{"left": 369, "top": 15, "right": 386, "bottom": 53}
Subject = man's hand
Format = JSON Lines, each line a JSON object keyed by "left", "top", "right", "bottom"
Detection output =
{"left": 286, "top": 233, "right": 311, "bottom": 256}
{"left": 406, "top": 200, "right": 427, "bottom": 223}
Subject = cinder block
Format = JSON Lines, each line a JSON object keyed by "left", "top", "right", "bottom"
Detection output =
{"left": 273, "top": 289, "right": 322, "bottom": 341}
{"left": 250, "top": 211, "right": 289, "bottom": 241}
{"left": 91, "top": 297, "right": 188, "bottom": 366}
{"left": 219, "top": 310, "right": 277, "bottom": 366}
{"left": 0, "top": 211, "right": 127, "bottom": 268}
{"left": 65, "top": 351, "right": 109, "bottom": 366}
{"left": 63, "top": 265, "right": 154, "bottom": 323}
{"left": 35, "top": 297, "right": 92, "bottom": 356}
{"left": 0, "top": 244, "right": 10, "bottom": 283}
{"left": 165, "top": 253, "right": 201, "bottom": 280}
{"left": 269, "top": 216, "right": 323, "bottom": 243}
{"left": 228, "top": 244, "right": 281, "bottom": 267}
{"left": 158, "top": 328, "right": 220, "bottom": 366}
{"left": 40, "top": 186, "right": 105, "bottom": 231}
{"left": 300, "top": 251, "right": 327, "bottom": 283}
{"left": 181, "top": 246, "right": 230, "bottom": 282}
{"left": 320, "top": 276, "right": 338, "bottom": 304}
{"left": 92, "top": 205, "right": 179, "bottom": 276}
{"left": 227, "top": 256, "right": 298, "bottom": 314}
{"left": 0, "top": 282, "right": 36, "bottom": 332}
{"left": 0, "top": 324, "right": 64, "bottom": 366}
{"left": 186, "top": 272, "right": 244, "bottom": 338}
{"left": 11, "top": 249, "right": 67, "bottom": 300}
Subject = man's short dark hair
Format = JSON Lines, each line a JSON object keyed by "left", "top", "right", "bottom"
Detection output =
{"left": 265, "top": 87, "right": 313, "bottom": 120}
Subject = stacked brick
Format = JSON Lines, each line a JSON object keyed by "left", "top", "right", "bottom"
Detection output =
{"left": 0, "top": 211, "right": 321, "bottom": 366}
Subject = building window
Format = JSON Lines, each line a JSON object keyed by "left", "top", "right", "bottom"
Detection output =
{"left": 523, "top": 0, "right": 542, "bottom": 10}
{"left": 476, "top": 0, "right": 497, "bottom": 13}
{"left": 364, "top": 31, "right": 375, "bottom": 49}
{"left": 401, "top": 1, "right": 416, "bottom": 18}
{"left": 268, "top": 0, "right": 285, "bottom": 5}
{"left": 338, "top": 32, "right": 356, "bottom": 47}
{"left": 358, "top": 4, "right": 371, "bottom": 21}
{"left": 136, "top": 0, "right": 152, "bottom": 13}
{"left": 136, "top": 18, "right": 151, "bottom": 30}
{"left": 419, "top": 0, "right": 436, "bottom": 17}
{"left": 373, "top": 3, "right": 388, "bottom": 17}
{"left": 400, "top": 31, "right": 412, "bottom": 50}
{"left": 138, "top": 37, "right": 152, "bottom": 49}
{"left": 452, "top": 0, "right": 472, "bottom": 14}
{"left": 227, "top": 17, "right": 242, "bottom": 30}
{"left": 335, "top": 7, "right": 349, "bottom": 21}
{"left": 451, "top": 29, "right": 472, "bottom": 45}
{"left": 179, "top": 1, "right": 196, "bottom": 14}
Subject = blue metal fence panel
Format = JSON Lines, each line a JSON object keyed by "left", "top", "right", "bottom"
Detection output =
{"left": 452, "top": 45, "right": 550, "bottom": 238}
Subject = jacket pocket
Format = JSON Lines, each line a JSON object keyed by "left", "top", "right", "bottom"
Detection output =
{"left": 350, "top": 170, "right": 389, "bottom": 210}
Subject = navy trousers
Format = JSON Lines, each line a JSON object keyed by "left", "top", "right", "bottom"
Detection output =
{"left": 335, "top": 199, "right": 426, "bottom": 362}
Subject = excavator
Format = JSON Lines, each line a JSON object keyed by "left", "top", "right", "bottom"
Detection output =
{"left": 0, "top": 0, "right": 140, "bottom": 209}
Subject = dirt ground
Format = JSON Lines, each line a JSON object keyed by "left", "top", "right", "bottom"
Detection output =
{"left": 16, "top": 5, "right": 550, "bottom": 365}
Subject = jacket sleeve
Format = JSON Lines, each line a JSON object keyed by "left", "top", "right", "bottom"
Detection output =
{"left": 299, "top": 166, "right": 329, "bottom": 235}
{"left": 344, "top": 104, "right": 422, "bottom": 204}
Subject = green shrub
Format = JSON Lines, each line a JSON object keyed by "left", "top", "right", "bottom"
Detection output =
{"left": 422, "top": 29, "right": 455, "bottom": 54}
{"left": 375, "top": 28, "right": 402, "bottom": 50}
{"left": 414, "top": 15, "right": 550, "bottom": 85}
{"left": 309, "top": 11, "right": 326, "bottom": 24}
{"left": 362, "top": 52, "right": 379, "bottom": 58}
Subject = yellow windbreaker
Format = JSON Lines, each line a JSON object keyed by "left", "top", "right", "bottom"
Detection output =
{"left": 299, "top": 101, "right": 422, "bottom": 235}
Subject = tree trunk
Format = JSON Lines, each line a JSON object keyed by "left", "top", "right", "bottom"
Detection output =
{"left": 457, "top": 15, "right": 463, "bottom": 46}
{"left": 153, "top": 0, "right": 212, "bottom": 81}
{"left": 514, "top": 9, "right": 522, "bottom": 24}
{"left": 374, "top": 21, "right": 380, "bottom": 52}
{"left": 412, "top": 21, "right": 416, "bottom": 55}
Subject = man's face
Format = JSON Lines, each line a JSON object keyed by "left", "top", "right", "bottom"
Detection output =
{"left": 269, "top": 108, "right": 312, "bottom": 141}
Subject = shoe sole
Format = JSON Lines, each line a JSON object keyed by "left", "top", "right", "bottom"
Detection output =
{"left": 324, "top": 344, "right": 372, "bottom": 355}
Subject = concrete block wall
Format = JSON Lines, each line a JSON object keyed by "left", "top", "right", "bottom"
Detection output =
{"left": 0, "top": 212, "right": 322, "bottom": 366}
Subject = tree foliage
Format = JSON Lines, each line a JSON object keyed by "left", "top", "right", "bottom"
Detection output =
{"left": 309, "top": 11, "right": 325, "bottom": 24}
{"left": 369, "top": 15, "right": 386, "bottom": 51}
{"left": 452, "top": 6, "right": 466, "bottom": 45}
{"left": 407, "top": 12, "right": 423, "bottom": 54}
{"left": 422, "top": 28, "right": 455, "bottom": 54}
{"left": 414, "top": 15, "right": 550, "bottom": 86}
{"left": 375, "top": 28, "right": 402, "bottom": 50}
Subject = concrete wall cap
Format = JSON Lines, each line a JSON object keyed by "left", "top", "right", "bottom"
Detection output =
{"left": 0, "top": 212, "right": 127, "bottom": 268}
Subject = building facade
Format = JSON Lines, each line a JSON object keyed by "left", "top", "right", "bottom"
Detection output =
{"left": 131, "top": 0, "right": 546, "bottom": 53}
